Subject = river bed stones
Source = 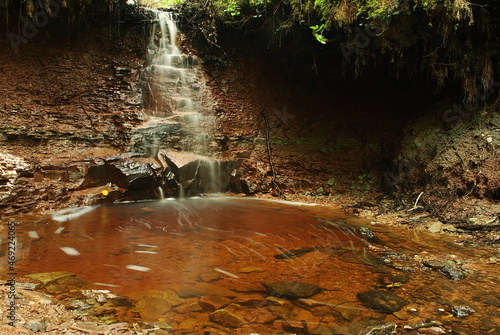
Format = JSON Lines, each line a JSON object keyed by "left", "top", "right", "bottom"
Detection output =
{"left": 199, "top": 295, "right": 232, "bottom": 312}
{"left": 262, "top": 280, "right": 322, "bottom": 298}
{"left": 357, "top": 290, "right": 409, "bottom": 314}
{"left": 422, "top": 259, "right": 466, "bottom": 281}
{"left": 210, "top": 309, "right": 246, "bottom": 327}
{"left": 451, "top": 305, "right": 475, "bottom": 318}
{"left": 314, "top": 319, "right": 397, "bottom": 335}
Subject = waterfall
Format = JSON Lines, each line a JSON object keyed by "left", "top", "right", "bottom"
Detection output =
{"left": 135, "top": 10, "right": 238, "bottom": 196}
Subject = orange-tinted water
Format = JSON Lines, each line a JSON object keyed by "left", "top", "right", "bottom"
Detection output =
{"left": 5, "top": 198, "right": 369, "bottom": 295}
{"left": 1, "top": 197, "right": 499, "bottom": 334}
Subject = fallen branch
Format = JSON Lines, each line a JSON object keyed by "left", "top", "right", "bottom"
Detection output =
{"left": 408, "top": 191, "right": 424, "bottom": 212}
{"left": 261, "top": 110, "right": 283, "bottom": 199}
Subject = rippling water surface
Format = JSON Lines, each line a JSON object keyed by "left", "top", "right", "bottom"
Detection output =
{"left": 1, "top": 197, "right": 498, "bottom": 334}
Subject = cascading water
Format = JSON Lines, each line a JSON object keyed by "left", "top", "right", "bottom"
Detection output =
{"left": 133, "top": 11, "right": 237, "bottom": 196}
{"left": 142, "top": 11, "right": 208, "bottom": 150}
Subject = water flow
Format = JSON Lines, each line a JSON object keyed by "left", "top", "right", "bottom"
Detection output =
{"left": 143, "top": 11, "right": 206, "bottom": 149}
{"left": 2, "top": 198, "right": 498, "bottom": 334}
{"left": 139, "top": 11, "right": 231, "bottom": 194}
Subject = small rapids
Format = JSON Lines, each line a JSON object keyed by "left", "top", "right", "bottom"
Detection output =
{"left": 1, "top": 198, "right": 499, "bottom": 334}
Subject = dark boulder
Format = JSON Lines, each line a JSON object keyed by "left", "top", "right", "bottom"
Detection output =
{"left": 357, "top": 290, "right": 409, "bottom": 314}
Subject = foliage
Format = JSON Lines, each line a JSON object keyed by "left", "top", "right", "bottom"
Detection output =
{"left": 136, "top": 0, "right": 185, "bottom": 7}
{"left": 182, "top": 0, "right": 499, "bottom": 102}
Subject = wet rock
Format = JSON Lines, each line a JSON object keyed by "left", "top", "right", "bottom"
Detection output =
{"left": 24, "top": 271, "right": 76, "bottom": 285}
{"left": 136, "top": 297, "right": 171, "bottom": 321}
{"left": 129, "top": 123, "right": 184, "bottom": 155}
{"left": 176, "top": 318, "right": 201, "bottom": 330}
{"left": 157, "top": 150, "right": 240, "bottom": 194}
{"left": 236, "top": 325, "right": 275, "bottom": 335}
{"left": 357, "top": 290, "right": 409, "bottom": 314}
{"left": 334, "top": 301, "right": 366, "bottom": 321}
{"left": 262, "top": 280, "right": 322, "bottom": 298}
{"left": 178, "top": 282, "right": 239, "bottom": 298}
{"left": 380, "top": 251, "right": 409, "bottom": 263}
{"left": 45, "top": 283, "right": 66, "bottom": 294}
{"left": 203, "top": 327, "right": 231, "bottom": 335}
{"left": 423, "top": 259, "right": 466, "bottom": 281}
{"left": 173, "top": 299, "right": 203, "bottom": 313}
{"left": 238, "top": 266, "right": 265, "bottom": 273}
{"left": 325, "top": 319, "right": 397, "bottom": 335}
{"left": 265, "top": 296, "right": 292, "bottom": 307}
{"left": 76, "top": 162, "right": 112, "bottom": 189}
{"left": 439, "top": 266, "right": 466, "bottom": 281}
{"left": 283, "top": 319, "right": 309, "bottom": 333}
{"left": 112, "top": 160, "right": 159, "bottom": 190}
{"left": 232, "top": 294, "right": 267, "bottom": 307}
{"left": 211, "top": 308, "right": 246, "bottom": 327}
{"left": 146, "top": 321, "right": 172, "bottom": 331}
{"left": 358, "top": 225, "right": 385, "bottom": 245}
{"left": 199, "top": 270, "right": 222, "bottom": 282}
{"left": 417, "top": 327, "right": 447, "bottom": 335}
{"left": 274, "top": 247, "right": 319, "bottom": 259}
{"left": 340, "top": 251, "right": 384, "bottom": 267}
{"left": 243, "top": 307, "right": 277, "bottom": 324}
{"left": 451, "top": 305, "right": 475, "bottom": 318}
{"left": 199, "top": 295, "right": 231, "bottom": 312}
{"left": 283, "top": 309, "right": 322, "bottom": 333}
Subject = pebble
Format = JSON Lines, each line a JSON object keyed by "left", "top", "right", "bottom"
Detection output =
{"left": 417, "top": 327, "right": 447, "bottom": 335}
{"left": 451, "top": 305, "right": 475, "bottom": 318}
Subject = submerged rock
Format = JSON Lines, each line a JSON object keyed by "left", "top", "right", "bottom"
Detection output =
{"left": 24, "top": 271, "right": 76, "bottom": 286}
{"left": 423, "top": 259, "right": 466, "bottom": 281}
{"left": 198, "top": 295, "right": 231, "bottom": 312}
{"left": 357, "top": 290, "right": 409, "bottom": 314}
{"left": 451, "top": 305, "right": 475, "bottom": 318}
{"left": 210, "top": 309, "right": 246, "bottom": 327}
{"left": 178, "top": 282, "right": 239, "bottom": 298}
{"left": 262, "top": 280, "right": 322, "bottom": 298}
{"left": 358, "top": 225, "right": 385, "bottom": 245}
{"left": 316, "top": 319, "right": 397, "bottom": 335}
